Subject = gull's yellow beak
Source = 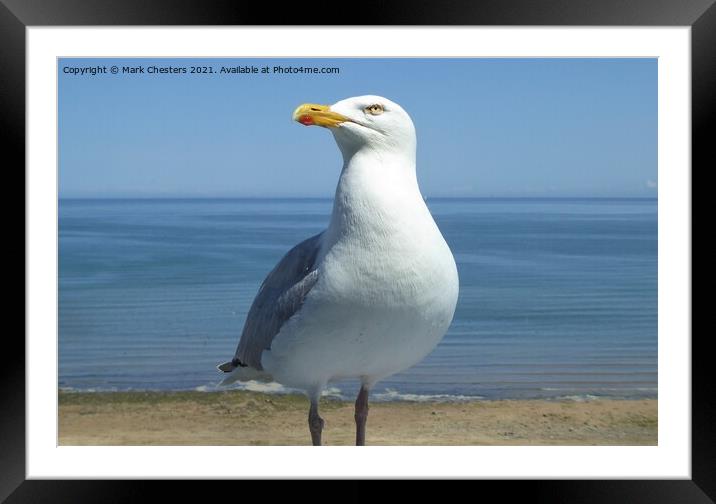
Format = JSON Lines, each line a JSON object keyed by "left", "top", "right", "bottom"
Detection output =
{"left": 292, "top": 103, "right": 352, "bottom": 128}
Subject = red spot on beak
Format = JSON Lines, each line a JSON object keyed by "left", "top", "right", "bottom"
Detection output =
{"left": 299, "top": 115, "right": 315, "bottom": 126}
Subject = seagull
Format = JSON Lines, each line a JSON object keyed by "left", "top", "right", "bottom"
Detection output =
{"left": 218, "top": 95, "right": 459, "bottom": 446}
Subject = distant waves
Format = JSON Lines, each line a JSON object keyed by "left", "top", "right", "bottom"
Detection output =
{"left": 59, "top": 198, "right": 657, "bottom": 400}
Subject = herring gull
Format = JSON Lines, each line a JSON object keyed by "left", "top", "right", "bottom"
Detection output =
{"left": 218, "top": 95, "right": 459, "bottom": 445}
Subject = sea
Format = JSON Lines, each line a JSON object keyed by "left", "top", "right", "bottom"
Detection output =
{"left": 58, "top": 197, "right": 657, "bottom": 402}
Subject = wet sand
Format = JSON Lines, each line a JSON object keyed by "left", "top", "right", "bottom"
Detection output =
{"left": 59, "top": 390, "right": 657, "bottom": 446}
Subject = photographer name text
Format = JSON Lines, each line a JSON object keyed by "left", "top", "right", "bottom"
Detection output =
{"left": 62, "top": 64, "right": 341, "bottom": 77}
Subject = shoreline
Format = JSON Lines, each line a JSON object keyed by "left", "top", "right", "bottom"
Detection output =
{"left": 59, "top": 390, "right": 657, "bottom": 446}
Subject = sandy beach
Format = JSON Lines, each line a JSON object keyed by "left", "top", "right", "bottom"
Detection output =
{"left": 59, "top": 391, "right": 657, "bottom": 446}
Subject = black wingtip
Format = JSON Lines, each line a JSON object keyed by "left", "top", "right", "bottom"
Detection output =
{"left": 217, "top": 358, "right": 247, "bottom": 373}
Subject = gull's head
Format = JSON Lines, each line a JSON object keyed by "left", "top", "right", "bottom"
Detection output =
{"left": 292, "top": 95, "right": 416, "bottom": 161}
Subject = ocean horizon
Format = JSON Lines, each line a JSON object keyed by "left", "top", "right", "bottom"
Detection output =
{"left": 59, "top": 196, "right": 657, "bottom": 401}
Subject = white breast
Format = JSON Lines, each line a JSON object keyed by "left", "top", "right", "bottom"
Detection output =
{"left": 263, "top": 155, "right": 459, "bottom": 390}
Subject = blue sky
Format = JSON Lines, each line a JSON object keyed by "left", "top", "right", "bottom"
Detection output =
{"left": 59, "top": 58, "right": 656, "bottom": 198}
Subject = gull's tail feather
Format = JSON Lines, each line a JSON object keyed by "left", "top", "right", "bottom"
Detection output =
{"left": 217, "top": 360, "right": 273, "bottom": 385}
{"left": 217, "top": 361, "right": 236, "bottom": 373}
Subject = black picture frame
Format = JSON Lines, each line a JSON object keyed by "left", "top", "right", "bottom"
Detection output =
{"left": 7, "top": 0, "right": 708, "bottom": 501}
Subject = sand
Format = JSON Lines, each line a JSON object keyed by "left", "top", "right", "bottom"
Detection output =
{"left": 58, "top": 390, "right": 657, "bottom": 446}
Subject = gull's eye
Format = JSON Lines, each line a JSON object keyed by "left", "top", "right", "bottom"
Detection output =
{"left": 365, "top": 104, "right": 384, "bottom": 116}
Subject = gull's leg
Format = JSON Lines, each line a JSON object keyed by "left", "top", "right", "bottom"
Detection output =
{"left": 308, "top": 398, "right": 325, "bottom": 446}
{"left": 354, "top": 385, "right": 370, "bottom": 446}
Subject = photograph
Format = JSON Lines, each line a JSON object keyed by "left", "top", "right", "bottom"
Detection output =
{"left": 57, "top": 57, "right": 658, "bottom": 447}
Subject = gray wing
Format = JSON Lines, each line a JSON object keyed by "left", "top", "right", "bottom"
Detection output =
{"left": 230, "top": 232, "right": 323, "bottom": 370}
